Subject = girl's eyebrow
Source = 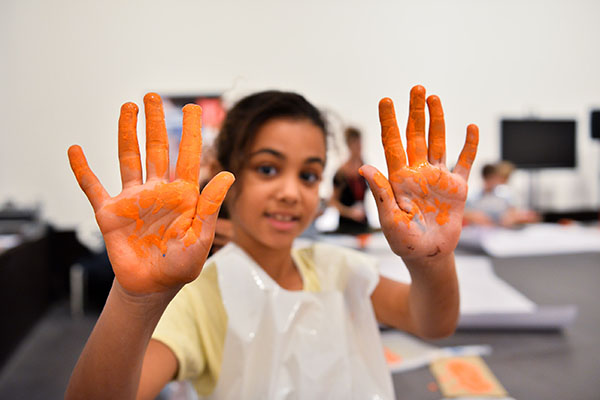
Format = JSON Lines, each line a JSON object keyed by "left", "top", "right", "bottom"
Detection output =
{"left": 249, "top": 148, "right": 325, "bottom": 166}
{"left": 249, "top": 148, "right": 284, "bottom": 159}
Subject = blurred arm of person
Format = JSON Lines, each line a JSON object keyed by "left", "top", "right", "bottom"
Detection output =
{"left": 463, "top": 209, "right": 495, "bottom": 226}
{"left": 500, "top": 207, "right": 541, "bottom": 227}
{"left": 330, "top": 179, "right": 367, "bottom": 222}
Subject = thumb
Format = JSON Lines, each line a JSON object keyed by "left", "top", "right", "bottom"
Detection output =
{"left": 358, "top": 165, "right": 411, "bottom": 229}
{"left": 185, "top": 171, "right": 235, "bottom": 247}
{"left": 359, "top": 165, "right": 403, "bottom": 224}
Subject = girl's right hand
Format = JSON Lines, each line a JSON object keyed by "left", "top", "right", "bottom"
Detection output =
{"left": 68, "top": 93, "right": 234, "bottom": 295}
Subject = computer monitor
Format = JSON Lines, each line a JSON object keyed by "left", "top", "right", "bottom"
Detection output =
{"left": 501, "top": 119, "right": 576, "bottom": 169}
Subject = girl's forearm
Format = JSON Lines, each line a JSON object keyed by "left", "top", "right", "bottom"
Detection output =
{"left": 404, "top": 253, "right": 460, "bottom": 339}
{"left": 65, "top": 280, "right": 176, "bottom": 400}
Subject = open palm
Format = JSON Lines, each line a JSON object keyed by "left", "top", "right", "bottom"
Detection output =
{"left": 361, "top": 85, "right": 478, "bottom": 260}
{"left": 68, "top": 93, "right": 233, "bottom": 294}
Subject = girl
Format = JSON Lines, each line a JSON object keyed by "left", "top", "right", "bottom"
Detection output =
{"left": 65, "top": 85, "right": 478, "bottom": 399}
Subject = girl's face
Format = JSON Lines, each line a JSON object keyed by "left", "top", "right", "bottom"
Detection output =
{"left": 230, "top": 118, "right": 326, "bottom": 252}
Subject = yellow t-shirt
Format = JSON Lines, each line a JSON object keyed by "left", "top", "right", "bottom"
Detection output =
{"left": 151, "top": 246, "right": 322, "bottom": 396}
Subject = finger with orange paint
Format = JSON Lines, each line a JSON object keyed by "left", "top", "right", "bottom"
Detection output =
{"left": 358, "top": 165, "right": 414, "bottom": 230}
{"left": 186, "top": 171, "right": 235, "bottom": 246}
{"left": 453, "top": 124, "right": 479, "bottom": 180}
{"left": 118, "top": 102, "right": 143, "bottom": 189}
{"left": 405, "top": 85, "right": 428, "bottom": 167}
{"left": 144, "top": 93, "right": 170, "bottom": 180}
{"left": 379, "top": 97, "right": 407, "bottom": 179}
{"left": 68, "top": 145, "right": 110, "bottom": 212}
{"left": 175, "top": 104, "right": 203, "bottom": 184}
{"left": 426, "top": 95, "right": 446, "bottom": 165}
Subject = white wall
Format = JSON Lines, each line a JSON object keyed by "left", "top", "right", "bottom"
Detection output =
{"left": 2, "top": 0, "right": 600, "bottom": 232}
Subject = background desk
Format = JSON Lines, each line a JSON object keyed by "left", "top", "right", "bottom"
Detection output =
{"left": 392, "top": 251, "right": 600, "bottom": 400}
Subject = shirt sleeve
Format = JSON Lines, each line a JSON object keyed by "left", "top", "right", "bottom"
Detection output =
{"left": 151, "top": 262, "right": 228, "bottom": 395}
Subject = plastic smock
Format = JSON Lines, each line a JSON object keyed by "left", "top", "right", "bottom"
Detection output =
{"left": 207, "top": 242, "right": 395, "bottom": 399}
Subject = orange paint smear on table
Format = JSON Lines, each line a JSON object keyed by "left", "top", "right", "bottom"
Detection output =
{"left": 434, "top": 199, "right": 451, "bottom": 226}
{"left": 446, "top": 359, "right": 493, "bottom": 393}
{"left": 383, "top": 347, "right": 402, "bottom": 364}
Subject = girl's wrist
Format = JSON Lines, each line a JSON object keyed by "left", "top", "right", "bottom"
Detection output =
{"left": 111, "top": 279, "right": 179, "bottom": 322}
{"left": 402, "top": 252, "right": 456, "bottom": 280}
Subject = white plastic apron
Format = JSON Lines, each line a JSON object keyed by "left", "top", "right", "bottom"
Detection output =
{"left": 207, "top": 242, "right": 395, "bottom": 399}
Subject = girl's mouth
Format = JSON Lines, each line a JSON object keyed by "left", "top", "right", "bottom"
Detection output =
{"left": 265, "top": 212, "right": 300, "bottom": 230}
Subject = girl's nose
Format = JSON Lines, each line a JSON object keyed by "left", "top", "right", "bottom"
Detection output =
{"left": 276, "top": 175, "right": 301, "bottom": 204}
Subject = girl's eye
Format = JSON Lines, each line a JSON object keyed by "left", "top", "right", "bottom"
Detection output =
{"left": 300, "top": 171, "right": 320, "bottom": 184}
{"left": 257, "top": 165, "right": 277, "bottom": 176}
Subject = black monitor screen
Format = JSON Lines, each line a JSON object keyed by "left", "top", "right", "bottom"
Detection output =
{"left": 501, "top": 119, "right": 576, "bottom": 169}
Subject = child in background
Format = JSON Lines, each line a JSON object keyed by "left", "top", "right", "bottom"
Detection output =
{"left": 65, "top": 85, "right": 478, "bottom": 399}
{"left": 464, "top": 161, "right": 540, "bottom": 227}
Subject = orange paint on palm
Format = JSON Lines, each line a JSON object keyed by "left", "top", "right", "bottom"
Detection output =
{"left": 137, "top": 182, "right": 189, "bottom": 216}
{"left": 392, "top": 209, "right": 412, "bottom": 228}
{"left": 446, "top": 360, "right": 493, "bottom": 393}
{"left": 434, "top": 198, "right": 451, "bottom": 226}
{"left": 107, "top": 198, "right": 140, "bottom": 221}
{"left": 412, "top": 174, "right": 429, "bottom": 196}
{"left": 183, "top": 228, "right": 199, "bottom": 247}
{"left": 413, "top": 198, "right": 436, "bottom": 214}
{"left": 437, "top": 173, "right": 449, "bottom": 191}
{"left": 128, "top": 234, "right": 148, "bottom": 259}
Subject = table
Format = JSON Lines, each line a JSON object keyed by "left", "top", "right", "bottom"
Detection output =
{"left": 391, "top": 252, "right": 600, "bottom": 400}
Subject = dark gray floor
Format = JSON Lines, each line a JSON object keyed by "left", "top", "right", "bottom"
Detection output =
{"left": 0, "top": 302, "right": 97, "bottom": 400}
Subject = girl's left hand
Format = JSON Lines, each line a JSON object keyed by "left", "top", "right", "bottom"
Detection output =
{"left": 360, "top": 85, "right": 478, "bottom": 261}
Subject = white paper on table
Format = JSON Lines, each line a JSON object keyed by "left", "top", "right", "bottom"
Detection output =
{"left": 378, "top": 254, "right": 537, "bottom": 315}
{"left": 460, "top": 223, "right": 600, "bottom": 257}
{"left": 304, "top": 233, "right": 537, "bottom": 314}
{"left": 381, "top": 330, "right": 491, "bottom": 373}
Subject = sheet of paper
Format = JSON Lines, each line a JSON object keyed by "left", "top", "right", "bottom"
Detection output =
{"left": 430, "top": 355, "right": 508, "bottom": 397}
{"left": 377, "top": 253, "right": 537, "bottom": 315}
{"left": 381, "top": 330, "right": 492, "bottom": 373}
{"left": 460, "top": 223, "right": 600, "bottom": 257}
